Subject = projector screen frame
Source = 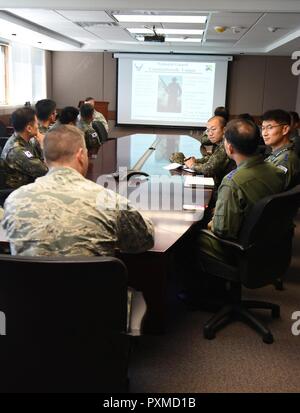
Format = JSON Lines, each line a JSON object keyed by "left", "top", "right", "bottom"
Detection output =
{"left": 114, "top": 52, "right": 232, "bottom": 129}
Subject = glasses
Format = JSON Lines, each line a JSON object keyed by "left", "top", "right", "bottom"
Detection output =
{"left": 261, "top": 123, "right": 287, "bottom": 132}
{"left": 206, "top": 127, "right": 219, "bottom": 133}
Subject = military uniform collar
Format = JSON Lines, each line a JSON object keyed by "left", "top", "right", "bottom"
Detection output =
{"left": 271, "top": 142, "right": 293, "bottom": 156}
{"left": 47, "top": 166, "right": 84, "bottom": 179}
{"left": 14, "top": 133, "right": 31, "bottom": 146}
{"left": 237, "top": 154, "right": 264, "bottom": 169}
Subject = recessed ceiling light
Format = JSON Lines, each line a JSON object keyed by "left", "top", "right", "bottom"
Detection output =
{"left": 113, "top": 14, "right": 207, "bottom": 24}
{"left": 165, "top": 37, "right": 202, "bottom": 43}
{"left": 157, "top": 29, "right": 204, "bottom": 35}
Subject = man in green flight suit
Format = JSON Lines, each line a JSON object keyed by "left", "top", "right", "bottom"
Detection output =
{"left": 262, "top": 109, "right": 300, "bottom": 189}
{"left": 1, "top": 107, "right": 48, "bottom": 189}
{"left": 77, "top": 103, "right": 101, "bottom": 153}
{"left": 198, "top": 118, "right": 286, "bottom": 263}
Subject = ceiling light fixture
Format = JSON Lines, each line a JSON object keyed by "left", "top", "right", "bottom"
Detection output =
{"left": 113, "top": 14, "right": 207, "bottom": 24}
{"left": 128, "top": 28, "right": 204, "bottom": 35}
{"left": 165, "top": 37, "right": 202, "bottom": 43}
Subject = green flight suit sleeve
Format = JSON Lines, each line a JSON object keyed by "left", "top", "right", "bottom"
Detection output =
{"left": 211, "top": 181, "right": 246, "bottom": 240}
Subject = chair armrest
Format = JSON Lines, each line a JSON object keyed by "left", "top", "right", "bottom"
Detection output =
{"left": 200, "top": 229, "right": 247, "bottom": 251}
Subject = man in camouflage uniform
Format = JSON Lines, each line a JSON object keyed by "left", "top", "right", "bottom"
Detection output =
{"left": 85, "top": 97, "right": 109, "bottom": 133}
{"left": 77, "top": 103, "right": 101, "bottom": 153}
{"left": 2, "top": 125, "right": 154, "bottom": 257}
{"left": 1, "top": 107, "right": 48, "bottom": 189}
{"left": 171, "top": 116, "right": 234, "bottom": 188}
{"left": 33, "top": 99, "right": 57, "bottom": 159}
{"left": 198, "top": 118, "right": 286, "bottom": 263}
{"left": 262, "top": 109, "right": 300, "bottom": 189}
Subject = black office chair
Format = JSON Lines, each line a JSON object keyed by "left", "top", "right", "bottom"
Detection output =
{"left": 92, "top": 120, "right": 108, "bottom": 143}
{"left": 197, "top": 185, "right": 300, "bottom": 344}
{"left": 0, "top": 255, "right": 130, "bottom": 392}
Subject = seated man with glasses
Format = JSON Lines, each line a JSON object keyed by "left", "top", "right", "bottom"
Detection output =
{"left": 184, "top": 116, "right": 234, "bottom": 188}
{"left": 262, "top": 109, "right": 300, "bottom": 189}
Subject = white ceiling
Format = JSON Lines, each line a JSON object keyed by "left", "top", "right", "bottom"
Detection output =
{"left": 0, "top": 0, "right": 300, "bottom": 55}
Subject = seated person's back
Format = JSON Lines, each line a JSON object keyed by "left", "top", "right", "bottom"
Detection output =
{"left": 198, "top": 118, "right": 286, "bottom": 262}
{"left": 2, "top": 125, "right": 154, "bottom": 257}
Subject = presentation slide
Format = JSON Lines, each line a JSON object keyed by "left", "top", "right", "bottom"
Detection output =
{"left": 116, "top": 54, "right": 231, "bottom": 128}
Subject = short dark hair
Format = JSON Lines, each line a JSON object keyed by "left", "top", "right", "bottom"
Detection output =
{"left": 80, "top": 103, "right": 94, "bottom": 120}
{"left": 207, "top": 115, "right": 226, "bottom": 128}
{"left": 225, "top": 118, "right": 259, "bottom": 156}
{"left": 237, "top": 113, "right": 255, "bottom": 123}
{"left": 59, "top": 106, "right": 79, "bottom": 125}
{"left": 35, "top": 99, "right": 56, "bottom": 121}
{"left": 85, "top": 97, "right": 94, "bottom": 102}
{"left": 262, "top": 109, "right": 291, "bottom": 126}
{"left": 214, "top": 106, "right": 229, "bottom": 123}
{"left": 11, "top": 107, "right": 36, "bottom": 132}
{"left": 289, "top": 111, "right": 300, "bottom": 125}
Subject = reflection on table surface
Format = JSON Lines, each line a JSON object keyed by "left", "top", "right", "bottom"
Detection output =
{"left": 115, "top": 133, "right": 202, "bottom": 175}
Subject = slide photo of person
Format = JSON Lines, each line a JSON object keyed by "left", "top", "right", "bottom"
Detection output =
{"left": 157, "top": 75, "right": 182, "bottom": 113}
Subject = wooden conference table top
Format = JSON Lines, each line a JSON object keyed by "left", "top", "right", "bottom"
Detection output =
{"left": 87, "top": 133, "right": 212, "bottom": 253}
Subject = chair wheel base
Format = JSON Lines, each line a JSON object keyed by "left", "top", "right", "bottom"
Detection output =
{"left": 263, "top": 332, "right": 274, "bottom": 344}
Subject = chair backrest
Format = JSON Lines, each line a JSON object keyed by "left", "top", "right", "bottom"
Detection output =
{"left": 237, "top": 185, "right": 300, "bottom": 288}
{"left": 0, "top": 255, "right": 129, "bottom": 393}
{"left": 92, "top": 120, "right": 108, "bottom": 143}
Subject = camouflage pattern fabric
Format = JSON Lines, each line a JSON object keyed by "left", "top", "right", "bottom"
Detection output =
{"left": 198, "top": 155, "right": 286, "bottom": 262}
{"left": 1, "top": 133, "right": 48, "bottom": 189}
{"left": 77, "top": 119, "right": 101, "bottom": 152}
{"left": 169, "top": 152, "right": 185, "bottom": 164}
{"left": 94, "top": 109, "right": 109, "bottom": 133}
{"left": 2, "top": 166, "right": 154, "bottom": 257}
{"left": 265, "top": 142, "right": 300, "bottom": 189}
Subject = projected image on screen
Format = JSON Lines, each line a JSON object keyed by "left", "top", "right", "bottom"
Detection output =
{"left": 116, "top": 54, "right": 230, "bottom": 128}
{"left": 157, "top": 76, "right": 182, "bottom": 113}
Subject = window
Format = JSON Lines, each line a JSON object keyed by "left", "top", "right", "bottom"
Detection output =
{"left": 9, "top": 42, "right": 46, "bottom": 105}
{"left": 0, "top": 44, "right": 7, "bottom": 105}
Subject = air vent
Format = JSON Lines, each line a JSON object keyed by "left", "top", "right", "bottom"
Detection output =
{"left": 75, "top": 21, "right": 118, "bottom": 28}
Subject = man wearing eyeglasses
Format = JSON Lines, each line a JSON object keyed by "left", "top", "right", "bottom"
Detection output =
{"left": 262, "top": 109, "right": 300, "bottom": 189}
{"left": 184, "top": 116, "right": 234, "bottom": 188}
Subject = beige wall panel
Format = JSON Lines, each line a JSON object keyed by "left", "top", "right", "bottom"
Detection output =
{"left": 52, "top": 52, "right": 103, "bottom": 108}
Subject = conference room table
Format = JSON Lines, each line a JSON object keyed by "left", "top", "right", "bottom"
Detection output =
{"left": 87, "top": 133, "right": 212, "bottom": 333}
{"left": 0, "top": 133, "right": 212, "bottom": 333}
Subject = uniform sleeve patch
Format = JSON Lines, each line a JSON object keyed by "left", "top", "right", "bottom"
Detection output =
{"left": 277, "top": 165, "right": 288, "bottom": 174}
{"left": 23, "top": 151, "right": 34, "bottom": 158}
{"left": 226, "top": 168, "right": 237, "bottom": 180}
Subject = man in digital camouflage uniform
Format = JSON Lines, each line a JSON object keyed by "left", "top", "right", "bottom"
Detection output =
{"left": 2, "top": 124, "right": 154, "bottom": 257}
{"left": 77, "top": 103, "right": 101, "bottom": 153}
{"left": 262, "top": 109, "right": 300, "bottom": 189}
{"left": 1, "top": 107, "right": 48, "bottom": 189}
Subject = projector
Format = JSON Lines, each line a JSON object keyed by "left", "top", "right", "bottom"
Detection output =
{"left": 144, "top": 34, "right": 165, "bottom": 43}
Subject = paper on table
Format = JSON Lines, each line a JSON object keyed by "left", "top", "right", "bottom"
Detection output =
{"left": 182, "top": 167, "right": 195, "bottom": 173}
{"left": 184, "top": 176, "right": 215, "bottom": 187}
{"left": 163, "top": 163, "right": 183, "bottom": 170}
